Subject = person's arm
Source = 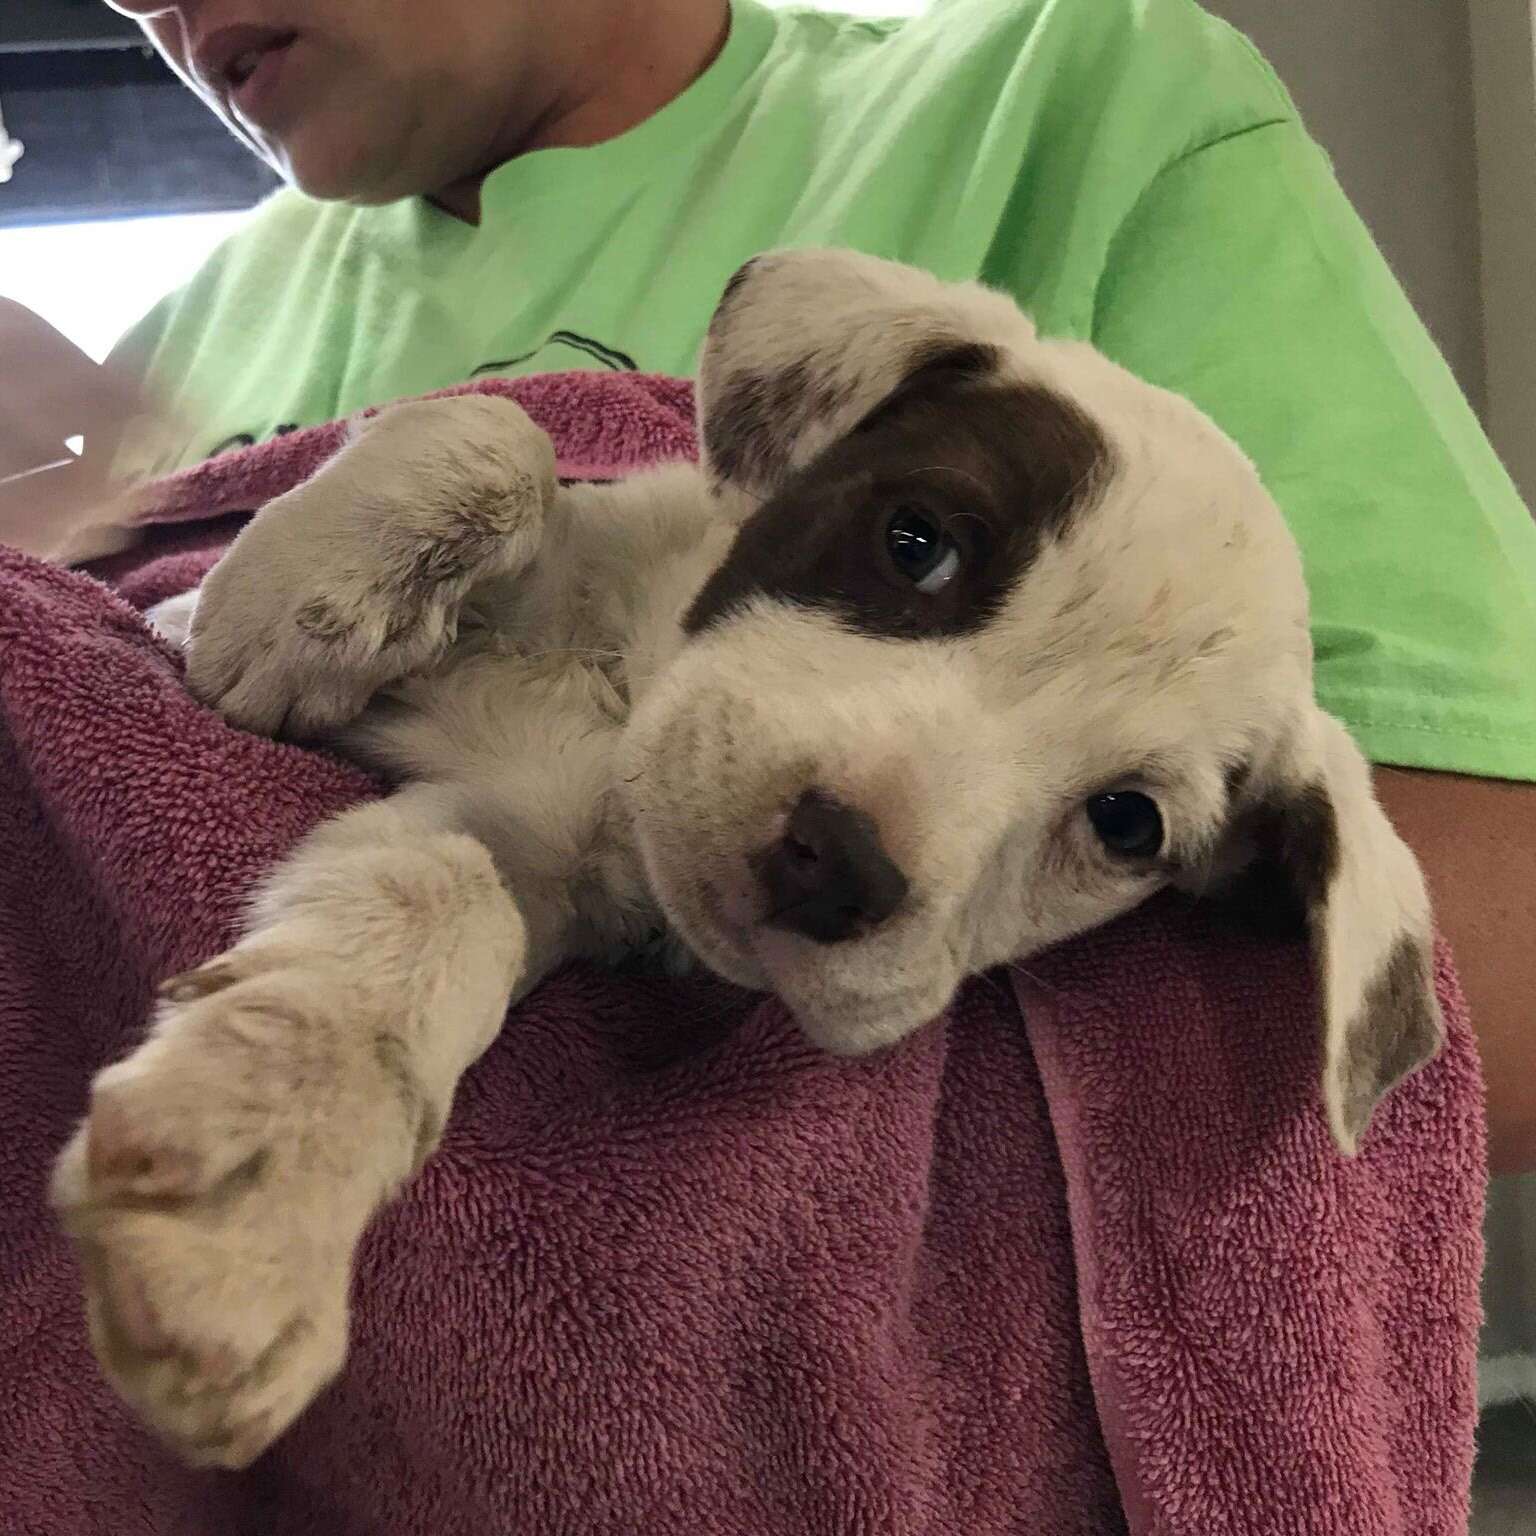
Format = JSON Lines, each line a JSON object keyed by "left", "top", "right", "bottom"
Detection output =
{"left": 1088, "top": 121, "right": 1536, "bottom": 1173}
{"left": 1375, "top": 769, "right": 1536, "bottom": 1174}
{"left": 0, "top": 299, "right": 164, "bottom": 562}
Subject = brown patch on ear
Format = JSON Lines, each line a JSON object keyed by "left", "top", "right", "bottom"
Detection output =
{"left": 1207, "top": 769, "right": 1441, "bottom": 1154}
{"left": 700, "top": 338, "right": 1003, "bottom": 502}
{"left": 1336, "top": 935, "right": 1441, "bottom": 1147}
{"left": 701, "top": 359, "right": 858, "bottom": 498}
{"left": 1276, "top": 783, "right": 1340, "bottom": 908}
{"left": 698, "top": 257, "right": 814, "bottom": 493}
{"left": 848, "top": 340, "right": 1003, "bottom": 436}
{"left": 713, "top": 255, "right": 764, "bottom": 316}
{"left": 1203, "top": 781, "right": 1339, "bottom": 938}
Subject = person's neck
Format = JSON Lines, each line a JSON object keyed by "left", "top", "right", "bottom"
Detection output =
{"left": 431, "top": 0, "right": 733, "bottom": 223}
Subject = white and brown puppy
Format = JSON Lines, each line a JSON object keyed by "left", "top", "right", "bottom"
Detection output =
{"left": 52, "top": 249, "right": 1442, "bottom": 1469}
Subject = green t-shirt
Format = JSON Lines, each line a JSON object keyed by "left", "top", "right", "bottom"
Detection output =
{"left": 112, "top": 0, "right": 1536, "bottom": 781}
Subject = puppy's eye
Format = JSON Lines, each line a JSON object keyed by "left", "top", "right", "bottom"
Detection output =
{"left": 1085, "top": 792, "right": 1164, "bottom": 859}
{"left": 884, "top": 506, "right": 961, "bottom": 595}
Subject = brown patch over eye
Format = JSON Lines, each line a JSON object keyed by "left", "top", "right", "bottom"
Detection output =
{"left": 685, "top": 367, "right": 1113, "bottom": 641}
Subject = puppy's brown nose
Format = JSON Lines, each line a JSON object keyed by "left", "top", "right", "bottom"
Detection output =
{"left": 757, "top": 790, "right": 909, "bottom": 944}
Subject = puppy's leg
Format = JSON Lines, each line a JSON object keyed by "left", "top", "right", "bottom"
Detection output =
{"left": 185, "top": 394, "right": 558, "bottom": 737}
{"left": 51, "top": 783, "right": 547, "bottom": 1469}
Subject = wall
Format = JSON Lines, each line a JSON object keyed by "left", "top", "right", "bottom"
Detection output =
{"left": 1468, "top": 2, "right": 1536, "bottom": 508}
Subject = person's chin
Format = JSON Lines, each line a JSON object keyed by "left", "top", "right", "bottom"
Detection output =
{"left": 280, "top": 150, "right": 394, "bottom": 204}
{"left": 266, "top": 117, "right": 421, "bottom": 204}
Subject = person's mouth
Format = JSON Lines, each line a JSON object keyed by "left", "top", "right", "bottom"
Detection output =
{"left": 195, "top": 25, "right": 299, "bottom": 110}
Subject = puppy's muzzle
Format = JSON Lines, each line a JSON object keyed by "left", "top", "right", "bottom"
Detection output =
{"left": 754, "top": 789, "right": 909, "bottom": 944}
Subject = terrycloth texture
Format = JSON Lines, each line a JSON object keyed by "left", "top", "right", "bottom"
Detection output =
{"left": 0, "top": 374, "right": 1486, "bottom": 1535}
{"left": 115, "top": 370, "right": 698, "bottom": 525}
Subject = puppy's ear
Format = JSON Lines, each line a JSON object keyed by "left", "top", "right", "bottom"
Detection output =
{"left": 1199, "top": 711, "right": 1443, "bottom": 1155}
{"left": 696, "top": 248, "right": 1031, "bottom": 503}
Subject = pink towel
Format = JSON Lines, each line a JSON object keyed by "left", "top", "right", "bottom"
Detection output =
{"left": 0, "top": 373, "right": 1485, "bottom": 1536}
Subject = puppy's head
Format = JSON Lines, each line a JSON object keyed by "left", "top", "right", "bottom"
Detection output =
{"left": 621, "top": 249, "right": 1440, "bottom": 1154}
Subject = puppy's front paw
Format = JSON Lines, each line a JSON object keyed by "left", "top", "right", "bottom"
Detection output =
{"left": 184, "top": 395, "right": 556, "bottom": 740}
{"left": 185, "top": 557, "right": 461, "bottom": 740}
{"left": 51, "top": 957, "right": 395, "bottom": 1468}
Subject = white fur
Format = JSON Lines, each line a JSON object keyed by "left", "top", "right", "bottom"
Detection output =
{"left": 52, "top": 250, "right": 1441, "bottom": 1466}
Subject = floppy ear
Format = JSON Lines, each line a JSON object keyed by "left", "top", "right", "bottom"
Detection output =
{"left": 1206, "top": 710, "right": 1443, "bottom": 1155}
{"left": 695, "top": 248, "right": 1032, "bottom": 504}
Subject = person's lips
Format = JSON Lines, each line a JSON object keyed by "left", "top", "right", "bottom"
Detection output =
{"left": 193, "top": 24, "right": 298, "bottom": 101}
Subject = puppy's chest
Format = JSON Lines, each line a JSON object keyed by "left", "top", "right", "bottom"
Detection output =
{"left": 454, "top": 577, "right": 634, "bottom": 719}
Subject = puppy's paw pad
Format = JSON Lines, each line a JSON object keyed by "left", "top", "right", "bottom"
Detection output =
{"left": 54, "top": 957, "right": 368, "bottom": 1465}
{"left": 83, "top": 1092, "right": 204, "bottom": 1200}
{"left": 97, "top": 1251, "right": 177, "bottom": 1360}
{"left": 64, "top": 1130, "right": 350, "bottom": 1467}
{"left": 91, "top": 1259, "right": 347, "bottom": 1468}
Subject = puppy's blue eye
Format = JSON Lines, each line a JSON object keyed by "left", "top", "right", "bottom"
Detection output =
{"left": 1086, "top": 792, "right": 1164, "bottom": 858}
{"left": 885, "top": 506, "right": 961, "bottom": 594}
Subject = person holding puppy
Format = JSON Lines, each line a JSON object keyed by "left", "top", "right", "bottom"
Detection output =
{"left": 2, "top": 0, "right": 1533, "bottom": 1174}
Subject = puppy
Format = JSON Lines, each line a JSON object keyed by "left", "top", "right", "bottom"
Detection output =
{"left": 52, "top": 249, "right": 1442, "bottom": 1468}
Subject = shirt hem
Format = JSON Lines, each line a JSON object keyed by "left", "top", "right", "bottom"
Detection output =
{"left": 1324, "top": 706, "right": 1536, "bottom": 783}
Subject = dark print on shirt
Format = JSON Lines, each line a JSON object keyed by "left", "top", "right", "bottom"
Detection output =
{"left": 205, "top": 422, "right": 302, "bottom": 459}
{"left": 472, "top": 331, "right": 639, "bottom": 376}
{"left": 196, "top": 328, "right": 636, "bottom": 463}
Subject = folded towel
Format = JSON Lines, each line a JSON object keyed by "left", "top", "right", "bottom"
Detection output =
{"left": 0, "top": 373, "right": 1486, "bottom": 1535}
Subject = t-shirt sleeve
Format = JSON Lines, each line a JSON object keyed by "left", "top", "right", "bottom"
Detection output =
{"left": 1090, "top": 118, "right": 1536, "bottom": 782}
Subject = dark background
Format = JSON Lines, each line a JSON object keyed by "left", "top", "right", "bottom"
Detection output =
{"left": 0, "top": 0, "right": 279, "bottom": 226}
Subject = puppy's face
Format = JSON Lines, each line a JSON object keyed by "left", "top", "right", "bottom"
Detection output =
{"left": 620, "top": 250, "right": 1441, "bottom": 1154}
